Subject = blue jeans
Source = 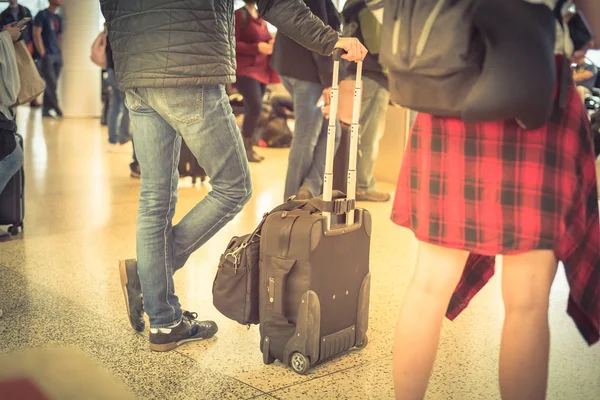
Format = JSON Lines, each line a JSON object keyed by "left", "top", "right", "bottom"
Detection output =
{"left": 280, "top": 77, "right": 341, "bottom": 200}
{"left": 0, "top": 139, "right": 23, "bottom": 192}
{"left": 106, "top": 69, "right": 131, "bottom": 144}
{"left": 125, "top": 85, "right": 253, "bottom": 328}
{"left": 347, "top": 75, "right": 390, "bottom": 192}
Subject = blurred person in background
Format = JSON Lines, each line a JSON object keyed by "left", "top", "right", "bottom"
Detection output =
{"left": 234, "top": 0, "right": 279, "bottom": 163}
{"left": 0, "top": 23, "right": 24, "bottom": 240}
{"left": 1, "top": 0, "right": 40, "bottom": 108}
{"left": 33, "top": 0, "right": 63, "bottom": 118}
{"left": 573, "top": 56, "right": 598, "bottom": 101}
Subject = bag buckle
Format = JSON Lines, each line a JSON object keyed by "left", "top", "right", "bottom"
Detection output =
{"left": 332, "top": 199, "right": 356, "bottom": 214}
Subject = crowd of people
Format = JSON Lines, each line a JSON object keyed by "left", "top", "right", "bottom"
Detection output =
{"left": 1, "top": 0, "right": 599, "bottom": 399}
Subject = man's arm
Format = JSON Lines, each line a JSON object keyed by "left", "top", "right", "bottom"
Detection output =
{"left": 573, "top": 68, "right": 594, "bottom": 82}
{"left": 257, "top": 0, "right": 340, "bottom": 57}
{"left": 33, "top": 26, "right": 45, "bottom": 57}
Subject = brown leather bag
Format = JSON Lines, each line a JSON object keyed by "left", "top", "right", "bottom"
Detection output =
{"left": 213, "top": 200, "right": 309, "bottom": 326}
{"left": 213, "top": 230, "right": 261, "bottom": 326}
{"left": 13, "top": 41, "right": 45, "bottom": 106}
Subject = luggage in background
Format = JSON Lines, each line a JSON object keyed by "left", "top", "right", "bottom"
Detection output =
{"left": 0, "top": 134, "right": 24, "bottom": 235}
{"left": 258, "top": 51, "right": 370, "bottom": 374}
{"left": 178, "top": 139, "right": 207, "bottom": 185}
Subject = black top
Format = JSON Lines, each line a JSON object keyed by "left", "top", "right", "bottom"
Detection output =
{"left": 33, "top": 9, "right": 62, "bottom": 56}
{"left": 0, "top": 112, "right": 17, "bottom": 160}
{"left": 271, "top": 0, "right": 341, "bottom": 88}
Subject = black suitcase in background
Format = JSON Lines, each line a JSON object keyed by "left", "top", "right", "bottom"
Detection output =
{"left": 0, "top": 134, "right": 24, "bottom": 235}
{"left": 178, "top": 139, "right": 207, "bottom": 185}
{"left": 258, "top": 51, "right": 370, "bottom": 375}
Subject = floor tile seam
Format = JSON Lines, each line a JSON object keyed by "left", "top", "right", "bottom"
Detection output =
{"left": 170, "top": 348, "right": 271, "bottom": 398}
{"left": 263, "top": 358, "right": 383, "bottom": 396}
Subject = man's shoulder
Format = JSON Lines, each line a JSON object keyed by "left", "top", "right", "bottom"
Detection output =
{"left": 21, "top": 5, "right": 33, "bottom": 16}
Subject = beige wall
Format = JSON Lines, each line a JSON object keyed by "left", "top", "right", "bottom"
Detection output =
{"left": 373, "top": 106, "right": 411, "bottom": 184}
{"left": 59, "top": 0, "right": 102, "bottom": 118}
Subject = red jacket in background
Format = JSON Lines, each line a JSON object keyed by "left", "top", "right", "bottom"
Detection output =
{"left": 235, "top": 8, "right": 280, "bottom": 85}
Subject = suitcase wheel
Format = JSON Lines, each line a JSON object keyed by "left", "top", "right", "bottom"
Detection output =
{"left": 8, "top": 225, "right": 20, "bottom": 236}
{"left": 355, "top": 334, "right": 368, "bottom": 350}
{"left": 289, "top": 352, "right": 310, "bottom": 375}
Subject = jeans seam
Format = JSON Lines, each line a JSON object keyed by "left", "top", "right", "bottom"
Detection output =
{"left": 162, "top": 134, "right": 179, "bottom": 323}
{"left": 179, "top": 93, "right": 251, "bottom": 256}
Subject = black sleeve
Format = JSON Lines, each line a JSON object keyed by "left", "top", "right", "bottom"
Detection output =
{"left": 257, "top": 0, "right": 339, "bottom": 57}
{"left": 33, "top": 12, "right": 44, "bottom": 28}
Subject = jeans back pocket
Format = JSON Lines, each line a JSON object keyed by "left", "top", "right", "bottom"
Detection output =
{"left": 160, "top": 87, "right": 204, "bottom": 126}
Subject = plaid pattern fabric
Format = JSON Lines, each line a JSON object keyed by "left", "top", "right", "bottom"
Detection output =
{"left": 392, "top": 79, "right": 600, "bottom": 345}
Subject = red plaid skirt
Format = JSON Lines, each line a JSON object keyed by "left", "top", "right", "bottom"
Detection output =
{"left": 391, "top": 69, "right": 600, "bottom": 345}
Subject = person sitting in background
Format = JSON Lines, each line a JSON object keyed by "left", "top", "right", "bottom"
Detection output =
{"left": 341, "top": 0, "right": 391, "bottom": 202}
{"left": 235, "top": 0, "right": 279, "bottom": 163}
{"left": 0, "top": 24, "right": 24, "bottom": 240}
{"left": 573, "top": 56, "right": 598, "bottom": 102}
{"left": 33, "top": 0, "right": 63, "bottom": 119}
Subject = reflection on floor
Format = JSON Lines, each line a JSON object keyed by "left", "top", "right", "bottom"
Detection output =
{"left": 0, "top": 107, "right": 599, "bottom": 400}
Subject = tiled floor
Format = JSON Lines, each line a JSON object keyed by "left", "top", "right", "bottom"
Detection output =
{"left": 0, "top": 107, "right": 599, "bottom": 400}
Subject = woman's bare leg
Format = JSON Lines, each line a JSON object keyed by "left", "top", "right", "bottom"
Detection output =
{"left": 393, "top": 241, "right": 470, "bottom": 399}
{"left": 499, "top": 251, "right": 558, "bottom": 400}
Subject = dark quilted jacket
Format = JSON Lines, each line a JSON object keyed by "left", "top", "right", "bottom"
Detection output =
{"left": 99, "top": 0, "right": 340, "bottom": 91}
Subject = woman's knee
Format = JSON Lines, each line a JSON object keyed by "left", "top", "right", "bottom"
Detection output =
{"left": 501, "top": 251, "right": 558, "bottom": 314}
{"left": 410, "top": 242, "right": 469, "bottom": 297}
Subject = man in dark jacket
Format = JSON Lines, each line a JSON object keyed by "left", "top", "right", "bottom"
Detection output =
{"left": 341, "top": 0, "right": 391, "bottom": 202}
{"left": 271, "top": 0, "right": 342, "bottom": 201}
{"left": 100, "top": 0, "right": 366, "bottom": 352}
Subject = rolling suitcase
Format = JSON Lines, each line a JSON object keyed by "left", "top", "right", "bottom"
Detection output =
{"left": 178, "top": 139, "right": 207, "bottom": 184}
{"left": 259, "top": 51, "right": 370, "bottom": 374}
{"left": 0, "top": 134, "right": 25, "bottom": 235}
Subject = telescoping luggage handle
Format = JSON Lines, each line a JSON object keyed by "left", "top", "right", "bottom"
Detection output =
{"left": 322, "top": 49, "right": 363, "bottom": 231}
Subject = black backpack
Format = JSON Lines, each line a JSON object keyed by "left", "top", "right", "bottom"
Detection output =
{"left": 380, "top": 0, "right": 559, "bottom": 129}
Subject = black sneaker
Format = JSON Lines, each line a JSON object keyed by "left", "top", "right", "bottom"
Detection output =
{"left": 149, "top": 311, "right": 218, "bottom": 352}
{"left": 118, "top": 259, "right": 145, "bottom": 332}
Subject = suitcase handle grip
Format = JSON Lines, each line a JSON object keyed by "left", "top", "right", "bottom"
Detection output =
{"left": 270, "top": 258, "right": 296, "bottom": 316}
{"left": 332, "top": 48, "right": 347, "bottom": 61}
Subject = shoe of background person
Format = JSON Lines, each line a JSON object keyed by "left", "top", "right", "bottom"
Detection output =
{"left": 130, "top": 162, "right": 141, "bottom": 179}
{"left": 55, "top": 108, "right": 64, "bottom": 118}
{"left": 118, "top": 259, "right": 145, "bottom": 332}
{"left": 119, "top": 135, "right": 133, "bottom": 145}
{"left": 243, "top": 138, "right": 263, "bottom": 163}
{"left": 149, "top": 311, "right": 218, "bottom": 352}
{"left": 356, "top": 191, "right": 391, "bottom": 202}
{"left": 42, "top": 111, "right": 53, "bottom": 118}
